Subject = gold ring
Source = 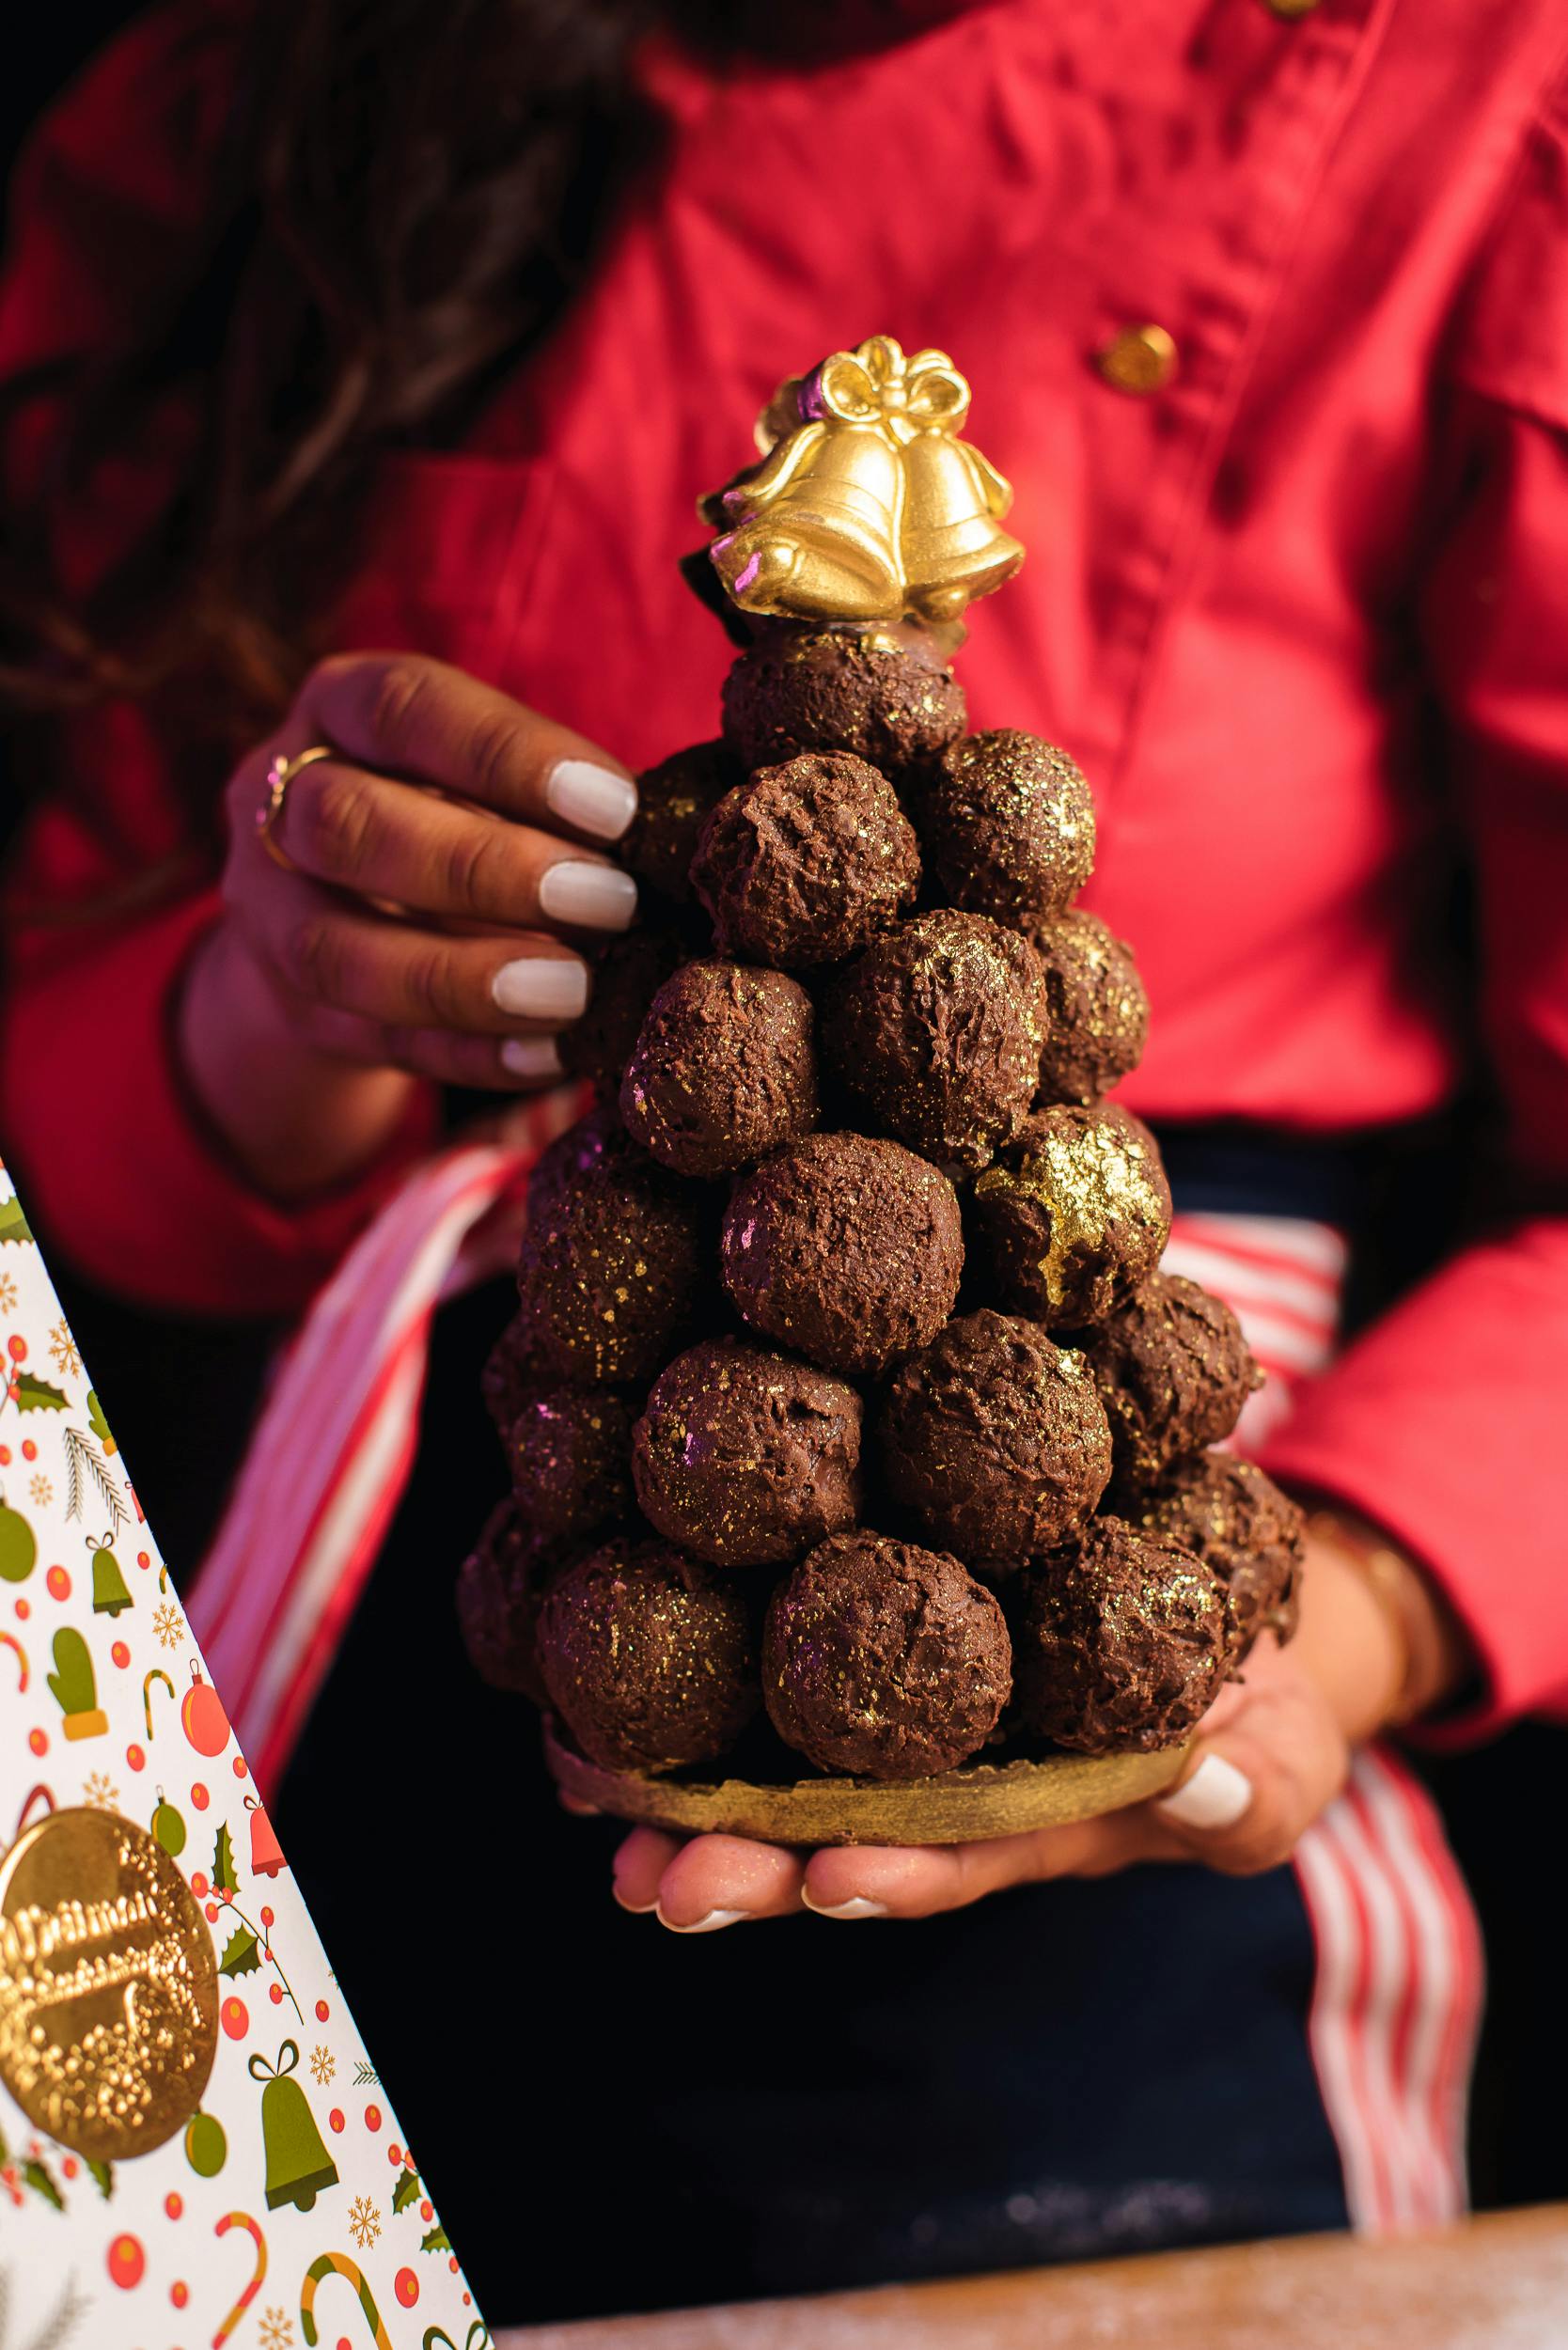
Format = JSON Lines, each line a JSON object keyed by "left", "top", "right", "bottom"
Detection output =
{"left": 255, "top": 744, "right": 336, "bottom": 871}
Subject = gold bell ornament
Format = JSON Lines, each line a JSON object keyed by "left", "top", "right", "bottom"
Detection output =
{"left": 88, "top": 1529, "right": 133, "bottom": 1617}
{"left": 706, "top": 335, "right": 1023, "bottom": 626}
{"left": 250, "top": 2038, "right": 340, "bottom": 2212}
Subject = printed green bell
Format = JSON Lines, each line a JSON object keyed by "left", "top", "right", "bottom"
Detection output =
{"left": 249, "top": 2041, "right": 339, "bottom": 2213}
{"left": 89, "top": 1539, "right": 133, "bottom": 1617}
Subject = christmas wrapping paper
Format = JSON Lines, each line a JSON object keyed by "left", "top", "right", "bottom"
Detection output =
{"left": 0, "top": 1162, "right": 488, "bottom": 2350}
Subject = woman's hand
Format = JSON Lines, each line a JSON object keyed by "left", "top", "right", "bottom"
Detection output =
{"left": 608, "top": 1524, "right": 1469, "bottom": 1932}
{"left": 179, "top": 652, "right": 639, "bottom": 1196}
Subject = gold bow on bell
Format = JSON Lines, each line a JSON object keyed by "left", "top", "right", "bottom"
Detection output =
{"left": 706, "top": 336, "right": 1025, "bottom": 627}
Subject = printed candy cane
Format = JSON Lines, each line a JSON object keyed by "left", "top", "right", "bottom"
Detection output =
{"left": 0, "top": 1632, "right": 25, "bottom": 1690}
{"left": 300, "top": 2254, "right": 393, "bottom": 2349}
{"left": 423, "top": 2328, "right": 491, "bottom": 2349}
{"left": 143, "top": 1667, "right": 175, "bottom": 1740}
{"left": 212, "top": 2211, "right": 267, "bottom": 2348}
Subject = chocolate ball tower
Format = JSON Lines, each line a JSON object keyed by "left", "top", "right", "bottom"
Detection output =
{"left": 461, "top": 337, "right": 1303, "bottom": 1799}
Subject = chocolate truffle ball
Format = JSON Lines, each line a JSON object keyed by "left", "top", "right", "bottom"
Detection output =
{"left": 721, "top": 1132, "right": 964, "bottom": 1375}
{"left": 880, "top": 1308, "right": 1112, "bottom": 1567}
{"left": 971, "top": 1101, "right": 1172, "bottom": 1330}
{"left": 1135, "top": 1451, "right": 1305, "bottom": 1664}
{"left": 455, "top": 1500, "right": 555, "bottom": 1706}
{"left": 915, "top": 730, "right": 1095, "bottom": 920}
{"left": 763, "top": 1531, "right": 1011, "bottom": 1779}
{"left": 1088, "top": 1272, "right": 1262, "bottom": 1499}
{"left": 624, "top": 740, "right": 737, "bottom": 907}
{"left": 515, "top": 1109, "right": 706, "bottom": 1385}
{"left": 1012, "top": 1516, "right": 1231, "bottom": 1754}
{"left": 620, "top": 959, "right": 819, "bottom": 1179}
{"left": 721, "top": 626, "right": 966, "bottom": 776}
{"left": 1021, "top": 910, "right": 1149, "bottom": 1105}
{"left": 508, "top": 1384, "right": 635, "bottom": 1550}
{"left": 558, "top": 926, "right": 685, "bottom": 1089}
{"left": 823, "top": 910, "right": 1046, "bottom": 1173}
{"left": 690, "top": 751, "right": 919, "bottom": 968}
{"left": 481, "top": 1312, "right": 536, "bottom": 1445}
{"left": 632, "top": 1338, "right": 861, "bottom": 1570}
{"left": 537, "top": 1536, "right": 760, "bottom": 1773}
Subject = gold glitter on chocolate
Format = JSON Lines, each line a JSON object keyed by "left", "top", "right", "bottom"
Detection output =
{"left": 1021, "top": 909, "right": 1150, "bottom": 1105}
{"left": 0, "top": 1808, "right": 218, "bottom": 2160}
{"left": 1132, "top": 1451, "right": 1305, "bottom": 1664}
{"left": 916, "top": 729, "right": 1095, "bottom": 920}
{"left": 763, "top": 1530, "right": 1011, "bottom": 1779}
{"left": 620, "top": 959, "right": 819, "bottom": 1178}
{"left": 538, "top": 1537, "right": 760, "bottom": 1774}
{"left": 690, "top": 750, "right": 920, "bottom": 969}
{"left": 1012, "top": 1516, "right": 1231, "bottom": 1754}
{"left": 823, "top": 909, "right": 1046, "bottom": 1172}
{"left": 514, "top": 1109, "right": 706, "bottom": 1385}
{"left": 721, "top": 1131, "right": 964, "bottom": 1375}
{"left": 632, "top": 1337, "right": 862, "bottom": 1569}
{"left": 1088, "top": 1271, "right": 1263, "bottom": 1500}
{"left": 879, "top": 1308, "right": 1112, "bottom": 1566}
{"left": 624, "top": 741, "right": 739, "bottom": 907}
{"left": 720, "top": 626, "right": 967, "bottom": 776}
{"left": 972, "top": 1101, "right": 1172, "bottom": 1327}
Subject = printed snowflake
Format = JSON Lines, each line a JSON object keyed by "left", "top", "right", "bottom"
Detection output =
{"left": 309, "top": 2043, "right": 336, "bottom": 2087}
{"left": 82, "top": 1772, "right": 119, "bottom": 1810}
{"left": 28, "top": 1474, "right": 52, "bottom": 1507}
{"left": 347, "top": 2193, "right": 382, "bottom": 2250}
{"left": 0, "top": 1273, "right": 15, "bottom": 1310}
{"left": 151, "top": 1602, "right": 185, "bottom": 1651}
{"left": 48, "top": 1320, "right": 82, "bottom": 1378}
{"left": 259, "top": 2310, "right": 295, "bottom": 2349}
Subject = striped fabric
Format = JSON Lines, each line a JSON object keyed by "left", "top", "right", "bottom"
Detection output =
{"left": 186, "top": 1119, "right": 1482, "bottom": 2234}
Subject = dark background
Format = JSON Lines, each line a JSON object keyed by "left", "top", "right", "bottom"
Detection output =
{"left": 4, "top": 4, "right": 1565, "bottom": 2236}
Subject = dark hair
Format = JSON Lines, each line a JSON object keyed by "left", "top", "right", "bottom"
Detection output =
{"left": 0, "top": 0, "right": 664, "bottom": 797}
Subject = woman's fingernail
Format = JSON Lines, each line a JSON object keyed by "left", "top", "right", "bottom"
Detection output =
{"left": 546, "top": 759, "right": 638, "bottom": 842}
{"left": 492, "top": 955, "right": 589, "bottom": 1020}
{"left": 654, "top": 1904, "right": 749, "bottom": 1935}
{"left": 1157, "top": 1753, "right": 1254, "bottom": 1831}
{"left": 539, "top": 859, "right": 638, "bottom": 932}
{"left": 500, "top": 1033, "right": 564, "bottom": 1080}
{"left": 801, "top": 1890, "right": 888, "bottom": 1920}
{"left": 613, "top": 1886, "right": 659, "bottom": 1915}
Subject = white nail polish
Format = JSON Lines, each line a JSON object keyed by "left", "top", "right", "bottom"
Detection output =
{"left": 546, "top": 758, "right": 638, "bottom": 841}
{"left": 655, "top": 1904, "right": 749, "bottom": 1935}
{"left": 492, "top": 956, "right": 588, "bottom": 1020}
{"left": 539, "top": 860, "right": 639, "bottom": 932}
{"left": 499, "top": 1034, "right": 564, "bottom": 1080}
{"left": 1157, "top": 1753, "right": 1254, "bottom": 1831}
{"left": 801, "top": 1890, "right": 888, "bottom": 1920}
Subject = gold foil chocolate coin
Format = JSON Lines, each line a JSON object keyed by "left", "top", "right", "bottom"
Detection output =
{"left": 0, "top": 1807, "right": 218, "bottom": 2160}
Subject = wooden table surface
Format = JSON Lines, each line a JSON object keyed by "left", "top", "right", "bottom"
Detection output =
{"left": 499, "top": 2205, "right": 1568, "bottom": 2350}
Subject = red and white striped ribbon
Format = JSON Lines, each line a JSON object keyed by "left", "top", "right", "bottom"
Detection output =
{"left": 186, "top": 1125, "right": 1481, "bottom": 2229}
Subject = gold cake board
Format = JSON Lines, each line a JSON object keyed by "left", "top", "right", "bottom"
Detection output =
{"left": 542, "top": 1719, "right": 1189, "bottom": 1846}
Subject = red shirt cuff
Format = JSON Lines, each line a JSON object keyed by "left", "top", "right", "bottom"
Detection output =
{"left": 1, "top": 892, "right": 440, "bottom": 1316}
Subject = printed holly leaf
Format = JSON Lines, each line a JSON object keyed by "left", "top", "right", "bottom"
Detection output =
{"left": 419, "top": 2224, "right": 451, "bottom": 2255}
{"left": 86, "top": 2158, "right": 114, "bottom": 2199}
{"left": 23, "top": 2156, "right": 63, "bottom": 2210}
{"left": 392, "top": 2169, "right": 421, "bottom": 2215}
{"left": 219, "top": 1925, "right": 260, "bottom": 1979}
{"left": 13, "top": 1372, "right": 68, "bottom": 1414}
{"left": 0, "top": 1196, "right": 32, "bottom": 1246}
{"left": 212, "top": 1821, "right": 237, "bottom": 1896}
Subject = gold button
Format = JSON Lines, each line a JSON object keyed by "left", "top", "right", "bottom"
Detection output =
{"left": 1096, "top": 323, "right": 1178, "bottom": 397}
{"left": 1262, "top": 0, "right": 1320, "bottom": 15}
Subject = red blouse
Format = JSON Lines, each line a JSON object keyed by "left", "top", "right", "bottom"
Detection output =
{"left": 3, "top": 0, "right": 1568, "bottom": 1740}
